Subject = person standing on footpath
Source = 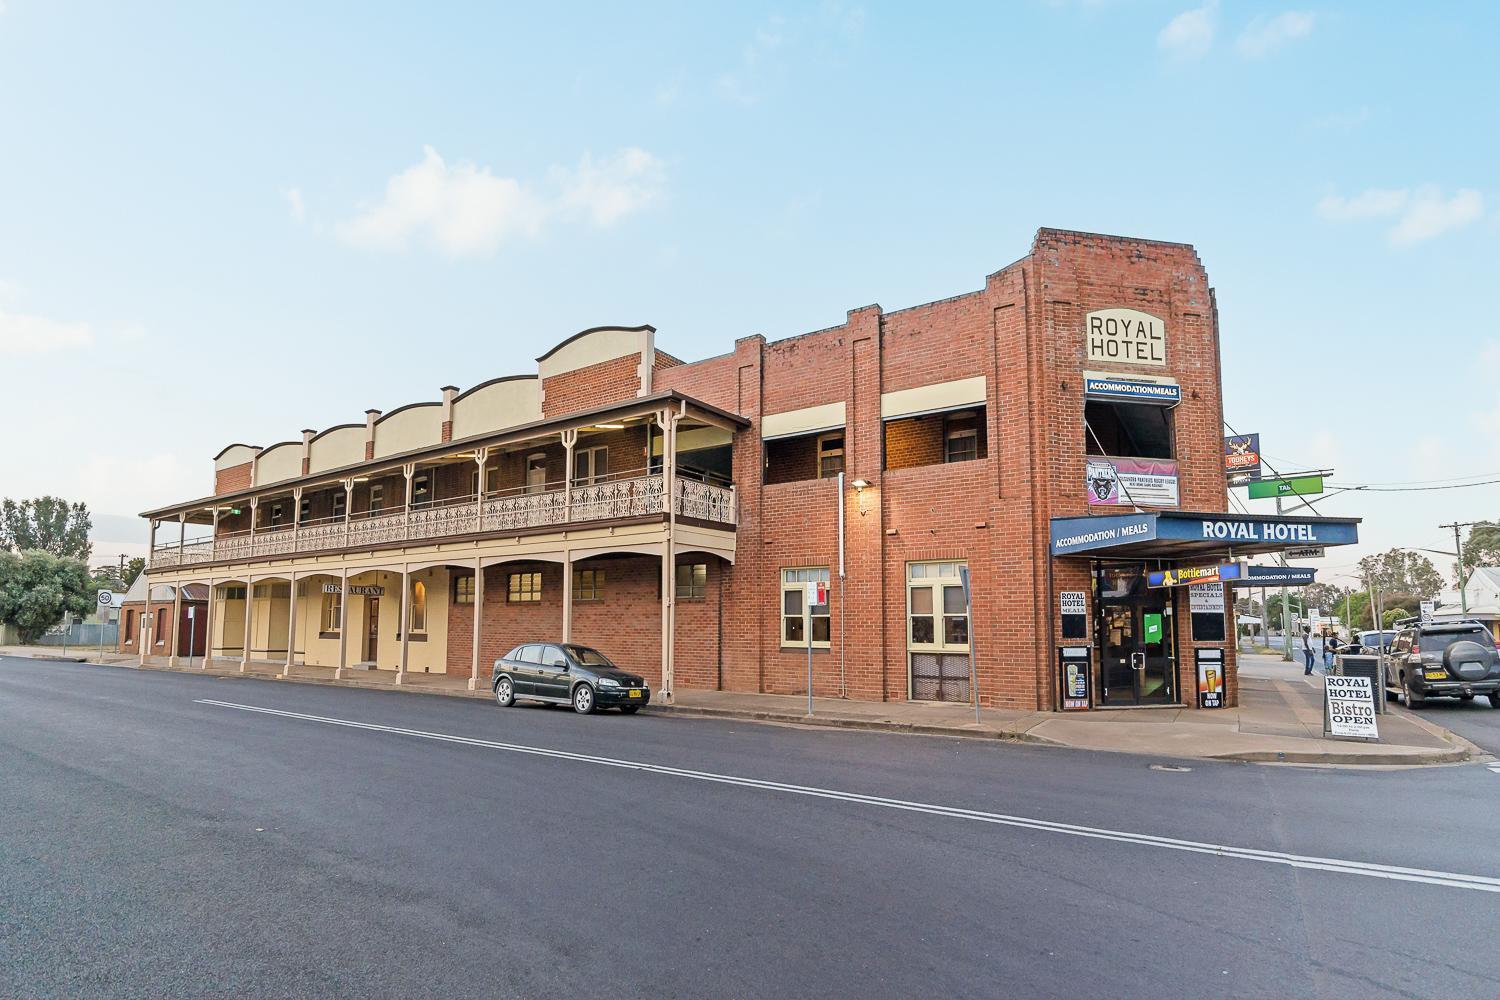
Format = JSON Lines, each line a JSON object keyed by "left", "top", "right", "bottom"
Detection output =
{"left": 1321, "top": 628, "right": 1335, "bottom": 668}
{"left": 1301, "top": 626, "right": 1315, "bottom": 675}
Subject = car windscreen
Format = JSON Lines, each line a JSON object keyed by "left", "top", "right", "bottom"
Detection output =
{"left": 1419, "top": 628, "right": 1490, "bottom": 652}
{"left": 564, "top": 645, "right": 614, "bottom": 666}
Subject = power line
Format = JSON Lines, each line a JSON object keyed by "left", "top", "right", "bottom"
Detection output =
{"left": 1329, "top": 479, "right": 1500, "bottom": 493}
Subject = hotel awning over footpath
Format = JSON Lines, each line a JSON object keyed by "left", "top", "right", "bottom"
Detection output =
{"left": 1049, "top": 510, "right": 1359, "bottom": 559}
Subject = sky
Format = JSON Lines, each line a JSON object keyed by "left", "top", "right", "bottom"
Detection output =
{"left": 0, "top": 1, "right": 1496, "bottom": 597}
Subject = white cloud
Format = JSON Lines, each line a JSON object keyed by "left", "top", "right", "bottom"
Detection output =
{"left": 0, "top": 305, "right": 93, "bottom": 355}
{"left": 338, "top": 146, "right": 546, "bottom": 256}
{"left": 280, "top": 185, "right": 306, "bottom": 223}
{"left": 715, "top": 5, "right": 865, "bottom": 105}
{"left": 336, "top": 146, "right": 663, "bottom": 256}
{"left": 1388, "top": 188, "right": 1484, "bottom": 245}
{"left": 554, "top": 148, "right": 664, "bottom": 227}
{"left": 1158, "top": 2, "right": 1216, "bottom": 59}
{"left": 1315, "top": 186, "right": 1485, "bottom": 246}
{"left": 1236, "top": 11, "right": 1316, "bottom": 58}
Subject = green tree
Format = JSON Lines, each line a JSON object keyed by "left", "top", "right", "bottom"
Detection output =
{"left": 1460, "top": 521, "right": 1500, "bottom": 577}
{"left": 0, "top": 551, "right": 98, "bottom": 643}
{"left": 1357, "top": 549, "right": 1444, "bottom": 601}
{"left": 91, "top": 557, "right": 145, "bottom": 593}
{"left": 0, "top": 497, "right": 93, "bottom": 560}
{"left": 1303, "top": 583, "right": 1351, "bottom": 616}
{"left": 1383, "top": 607, "right": 1413, "bottom": 628}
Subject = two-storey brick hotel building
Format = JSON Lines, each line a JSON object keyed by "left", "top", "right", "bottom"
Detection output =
{"left": 129, "top": 229, "right": 1358, "bottom": 711}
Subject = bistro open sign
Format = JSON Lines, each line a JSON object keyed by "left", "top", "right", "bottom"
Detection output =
{"left": 1085, "top": 309, "right": 1166, "bottom": 367}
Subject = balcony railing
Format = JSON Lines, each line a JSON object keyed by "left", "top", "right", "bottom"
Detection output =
{"left": 149, "top": 473, "right": 736, "bottom": 569}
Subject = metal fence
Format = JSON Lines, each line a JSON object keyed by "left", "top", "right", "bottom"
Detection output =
{"left": 35, "top": 622, "right": 119, "bottom": 648}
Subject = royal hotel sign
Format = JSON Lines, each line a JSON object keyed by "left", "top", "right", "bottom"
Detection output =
{"left": 1085, "top": 308, "right": 1165, "bottom": 367}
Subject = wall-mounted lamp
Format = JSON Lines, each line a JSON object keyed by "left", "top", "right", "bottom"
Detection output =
{"left": 851, "top": 479, "right": 871, "bottom": 516}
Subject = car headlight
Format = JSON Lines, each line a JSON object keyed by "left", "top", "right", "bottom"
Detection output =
{"left": 597, "top": 677, "right": 620, "bottom": 688}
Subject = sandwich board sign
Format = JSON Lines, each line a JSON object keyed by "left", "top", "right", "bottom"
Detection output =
{"left": 1324, "top": 676, "right": 1379, "bottom": 741}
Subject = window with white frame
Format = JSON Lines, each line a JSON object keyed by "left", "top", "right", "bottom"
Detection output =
{"left": 412, "top": 473, "right": 431, "bottom": 508}
{"left": 410, "top": 580, "right": 427, "bottom": 632}
{"left": 508, "top": 571, "right": 542, "bottom": 602}
{"left": 454, "top": 573, "right": 475, "bottom": 605}
{"left": 332, "top": 491, "right": 346, "bottom": 519}
{"left": 269, "top": 502, "right": 285, "bottom": 525}
{"left": 320, "top": 587, "right": 342, "bottom": 633}
{"left": 573, "top": 568, "right": 605, "bottom": 601}
{"left": 573, "top": 445, "right": 608, "bottom": 485}
{"left": 369, "top": 484, "right": 385, "bottom": 512}
{"left": 299, "top": 497, "right": 312, "bottom": 524}
{"left": 907, "top": 562, "right": 969, "bottom": 650}
{"left": 676, "top": 563, "right": 707, "bottom": 599}
{"left": 525, "top": 454, "right": 548, "bottom": 494}
{"left": 816, "top": 434, "right": 845, "bottom": 478}
{"left": 781, "top": 567, "right": 831, "bottom": 647}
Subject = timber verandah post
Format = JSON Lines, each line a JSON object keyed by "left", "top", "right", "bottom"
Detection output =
{"left": 396, "top": 564, "right": 411, "bottom": 685}
{"left": 402, "top": 464, "right": 416, "bottom": 541}
{"left": 473, "top": 448, "right": 489, "bottom": 533}
{"left": 281, "top": 571, "right": 298, "bottom": 677}
{"left": 468, "top": 555, "right": 484, "bottom": 691}
{"left": 240, "top": 574, "right": 254, "bottom": 672}
{"left": 342, "top": 478, "right": 354, "bottom": 549}
{"left": 168, "top": 578, "right": 183, "bottom": 667}
{"left": 657, "top": 406, "right": 681, "bottom": 705}
{"left": 560, "top": 429, "right": 578, "bottom": 523}
{"left": 201, "top": 576, "right": 214, "bottom": 669}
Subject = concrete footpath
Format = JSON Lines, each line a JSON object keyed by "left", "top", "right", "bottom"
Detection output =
{"left": 1, "top": 646, "right": 1482, "bottom": 766}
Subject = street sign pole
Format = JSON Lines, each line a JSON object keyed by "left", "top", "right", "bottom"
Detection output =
{"left": 959, "top": 567, "right": 980, "bottom": 725}
{"left": 1276, "top": 496, "right": 1292, "bottom": 661}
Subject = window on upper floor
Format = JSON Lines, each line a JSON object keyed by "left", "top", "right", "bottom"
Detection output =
{"left": 764, "top": 429, "right": 846, "bottom": 485}
{"left": 1084, "top": 401, "right": 1174, "bottom": 460}
{"left": 883, "top": 408, "right": 988, "bottom": 471}
{"left": 412, "top": 473, "right": 431, "bottom": 508}
{"left": 369, "top": 484, "right": 385, "bottom": 513}
{"left": 573, "top": 446, "right": 608, "bottom": 486}
{"left": 332, "top": 491, "right": 347, "bottom": 519}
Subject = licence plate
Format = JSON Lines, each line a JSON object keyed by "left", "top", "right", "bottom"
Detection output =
{"left": 628, "top": 689, "right": 642, "bottom": 699}
{"left": 1425, "top": 670, "right": 1446, "bottom": 681}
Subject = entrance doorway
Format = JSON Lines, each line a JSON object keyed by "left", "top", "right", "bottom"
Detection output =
{"left": 1094, "top": 563, "right": 1176, "bottom": 706}
{"left": 365, "top": 598, "right": 380, "bottom": 663}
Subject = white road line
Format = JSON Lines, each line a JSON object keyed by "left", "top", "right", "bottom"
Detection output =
{"left": 195, "top": 698, "right": 1500, "bottom": 894}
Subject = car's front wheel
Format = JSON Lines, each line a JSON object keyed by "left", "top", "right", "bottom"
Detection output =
{"left": 573, "top": 683, "right": 596, "bottom": 715}
{"left": 495, "top": 676, "right": 515, "bottom": 708}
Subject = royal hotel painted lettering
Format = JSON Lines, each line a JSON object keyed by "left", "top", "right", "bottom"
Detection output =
{"left": 1085, "top": 309, "right": 1166, "bottom": 367}
{"left": 1200, "top": 520, "right": 1317, "bottom": 542}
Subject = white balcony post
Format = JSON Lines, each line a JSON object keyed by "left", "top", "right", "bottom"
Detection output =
{"left": 658, "top": 408, "right": 679, "bottom": 705}
{"left": 402, "top": 464, "right": 416, "bottom": 541}
{"left": 468, "top": 556, "right": 483, "bottom": 691}
{"left": 335, "top": 566, "right": 350, "bottom": 680}
{"left": 282, "top": 575, "right": 298, "bottom": 676}
{"left": 211, "top": 506, "right": 220, "bottom": 560}
{"left": 291, "top": 486, "right": 303, "bottom": 553}
{"left": 248, "top": 498, "right": 259, "bottom": 557}
{"left": 396, "top": 566, "right": 411, "bottom": 685}
{"left": 474, "top": 448, "right": 488, "bottom": 533}
{"left": 168, "top": 581, "right": 183, "bottom": 667}
{"left": 561, "top": 429, "right": 577, "bottom": 522}
{"left": 562, "top": 551, "right": 573, "bottom": 643}
{"left": 241, "top": 576, "right": 254, "bottom": 672}
{"left": 202, "top": 578, "right": 214, "bottom": 669}
{"left": 178, "top": 513, "right": 186, "bottom": 558}
{"left": 342, "top": 478, "right": 354, "bottom": 548}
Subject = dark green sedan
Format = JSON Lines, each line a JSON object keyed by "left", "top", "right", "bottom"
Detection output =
{"left": 491, "top": 642, "right": 651, "bottom": 714}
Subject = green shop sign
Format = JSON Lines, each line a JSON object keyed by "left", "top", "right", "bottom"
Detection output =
{"left": 1246, "top": 475, "right": 1324, "bottom": 500}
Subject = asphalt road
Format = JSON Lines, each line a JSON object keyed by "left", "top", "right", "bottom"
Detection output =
{"left": 1398, "top": 693, "right": 1500, "bottom": 754}
{"left": 3, "top": 656, "right": 1499, "bottom": 1000}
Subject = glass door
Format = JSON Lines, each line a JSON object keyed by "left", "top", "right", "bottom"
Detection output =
{"left": 1094, "top": 563, "right": 1177, "bottom": 706}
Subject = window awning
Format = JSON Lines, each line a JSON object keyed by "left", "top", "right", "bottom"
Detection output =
{"left": 880, "top": 376, "right": 986, "bottom": 421}
{"left": 1050, "top": 510, "right": 1359, "bottom": 558}
{"left": 761, "top": 401, "right": 846, "bottom": 441}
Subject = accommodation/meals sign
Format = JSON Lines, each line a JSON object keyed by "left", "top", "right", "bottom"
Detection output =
{"left": 1085, "top": 309, "right": 1166, "bottom": 367}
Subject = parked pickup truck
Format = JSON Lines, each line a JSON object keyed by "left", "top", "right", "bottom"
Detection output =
{"left": 1383, "top": 619, "right": 1500, "bottom": 708}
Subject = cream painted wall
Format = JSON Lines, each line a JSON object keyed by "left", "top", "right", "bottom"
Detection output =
{"left": 215, "top": 593, "right": 245, "bottom": 655}
{"left": 308, "top": 426, "right": 366, "bottom": 475}
{"left": 537, "top": 327, "right": 648, "bottom": 381}
{"left": 215, "top": 444, "right": 259, "bottom": 471}
{"left": 254, "top": 443, "right": 302, "bottom": 486}
{"left": 451, "top": 379, "right": 541, "bottom": 441}
{"left": 374, "top": 404, "right": 443, "bottom": 459}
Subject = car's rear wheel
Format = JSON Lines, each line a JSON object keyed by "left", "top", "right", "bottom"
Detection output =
{"left": 573, "top": 683, "right": 596, "bottom": 715}
{"left": 1490, "top": 693, "right": 1500, "bottom": 709}
{"left": 620, "top": 705, "right": 640, "bottom": 715}
{"left": 494, "top": 676, "right": 515, "bottom": 708}
{"left": 1404, "top": 677, "right": 1425, "bottom": 708}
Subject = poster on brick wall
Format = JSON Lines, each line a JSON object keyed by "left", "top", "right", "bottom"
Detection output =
{"left": 1189, "top": 582, "right": 1227, "bottom": 642}
{"left": 1060, "top": 591, "right": 1087, "bottom": 640}
{"left": 1086, "top": 458, "right": 1179, "bottom": 507}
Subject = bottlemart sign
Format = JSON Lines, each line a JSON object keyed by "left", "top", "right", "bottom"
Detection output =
{"left": 1247, "top": 475, "right": 1324, "bottom": 500}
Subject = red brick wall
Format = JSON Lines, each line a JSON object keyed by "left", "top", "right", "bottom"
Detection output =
{"left": 542, "top": 355, "right": 642, "bottom": 418}
{"left": 216, "top": 462, "right": 252, "bottom": 495}
{"left": 117, "top": 601, "right": 205, "bottom": 657}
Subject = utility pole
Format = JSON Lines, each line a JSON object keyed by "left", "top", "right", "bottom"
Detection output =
{"left": 1276, "top": 495, "right": 1292, "bottom": 661}
{"left": 1439, "top": 521, "right": 1477, "bottom": 613}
